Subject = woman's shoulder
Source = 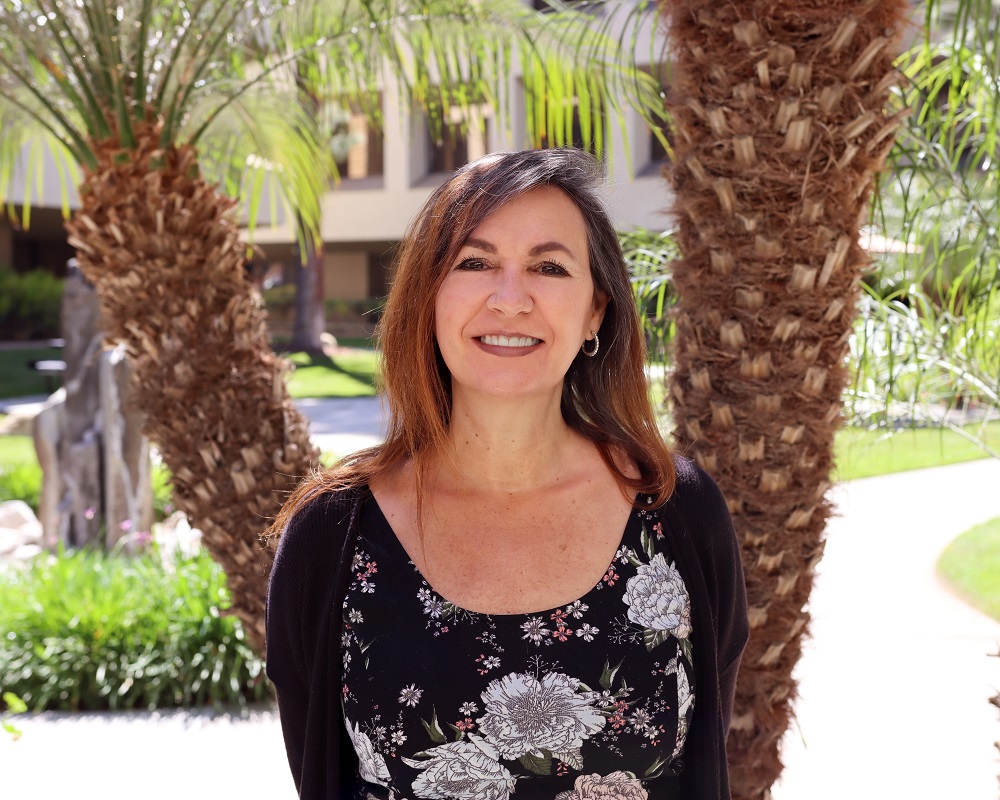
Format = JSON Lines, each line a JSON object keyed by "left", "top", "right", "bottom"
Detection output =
{"left": 272, "top": 485, "right": 368, "bottom": 569}
{"left": 667, "top": 454, "right": 728, "bottom": 513}
{"left": 662, "top": 454, "right": 739, "bottom": 558}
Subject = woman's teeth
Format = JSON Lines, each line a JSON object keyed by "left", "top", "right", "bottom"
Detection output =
{"left": 480, "top": 335, "right": 541, "bottom": 348}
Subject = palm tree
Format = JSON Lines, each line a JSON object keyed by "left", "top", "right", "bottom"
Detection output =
{"left": 0, "top": 0, "right": 666, "bottom": 655}
{"left": 658, "top": 1, "right": 912, "bottom": 797}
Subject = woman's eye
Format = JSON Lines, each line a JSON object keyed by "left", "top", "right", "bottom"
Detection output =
{"left": 456, "top": 257, "right": 489, "bottom": 271}
{"left": 538, "top": 261, "right": 569, "bottom": 276}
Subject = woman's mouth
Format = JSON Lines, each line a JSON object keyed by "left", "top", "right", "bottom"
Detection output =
{"left": 479, "top": 335, "right": 541, "bottom": 348}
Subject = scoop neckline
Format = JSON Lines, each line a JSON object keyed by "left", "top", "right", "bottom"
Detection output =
{"left": 360, "top": 493, "right": 645, "bottom": 619}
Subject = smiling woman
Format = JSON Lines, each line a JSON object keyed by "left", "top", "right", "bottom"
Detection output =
{"left": 265, "top": 150, "right": 749, "bottom": 800}
{"left": 434, "top": 186, "right": 606, "bottom": 403}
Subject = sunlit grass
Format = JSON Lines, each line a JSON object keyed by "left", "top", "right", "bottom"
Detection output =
{"left": 937, "top": 516, "right": 1000, "bottom": 622}
{"left": 282, "top": 349, "right": 380, "bottom": 399}
{"left": 834, "top": 421, "right": 1000, "bottom": 481}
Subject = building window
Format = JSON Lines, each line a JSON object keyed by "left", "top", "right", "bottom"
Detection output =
{"left": 650, "top": 127, "right": 671, "bottom": 170}
{"left": 328, "top": 99, "right": 384, "bottom": 180}
{"left": 427, "top": 106, "right": 490, "bottom": 174}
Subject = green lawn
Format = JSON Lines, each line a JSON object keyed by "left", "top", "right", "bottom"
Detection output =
{"left": 937, "top": 516, "right": 1000, "bottom": 622}
{"left": 283, "top": 349, "right": 380, "bottom": 398}
{"left": 0, "top": 343, "right": 380, "bottom": 402}
{"left": 0, "top": 346, "right": 64, "bottom": 399}
{"left": 0, "top": 434, "right": 36, "bottom": 467}
{"left": 834, "top": 421, "right": 1000, "bottom": 481}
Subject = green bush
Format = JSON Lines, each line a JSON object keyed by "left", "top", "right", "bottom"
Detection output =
{"left": 0, "top": 268, "right": 64, "bottom": 340}
{"left": 151, "top": 463, "right": 175, "bottom": 520}
{"left": 0, "top": 463, "right": 42, "bottom": 513}
{"left": 261, "top": 284, "right": 384, "bottom": 319}
{"left": 0, "top": 547, "right": 269, "bottom": 711}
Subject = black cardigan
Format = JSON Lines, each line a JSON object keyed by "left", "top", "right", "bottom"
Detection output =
{"left": 265, "top": 456, "right": 749, "bottom": 799}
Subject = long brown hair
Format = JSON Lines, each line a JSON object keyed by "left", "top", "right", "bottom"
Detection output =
{"left": 269, "top": 148, "right": 674, "bottom": 540}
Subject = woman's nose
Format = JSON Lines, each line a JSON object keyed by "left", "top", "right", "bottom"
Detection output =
{"left": 486, "top": 268, "right": 533, "bottom": 316}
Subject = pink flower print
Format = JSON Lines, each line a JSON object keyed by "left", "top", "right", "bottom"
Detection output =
{"left": 603, "top": 567, "right": 619, "bottom": 587}
{"left": 551, "top": 608, "right": 569, "bottom": 624}
{"left": 455, "top": 717, "right": 475, "bottom": 732}
{"left": 653, "top": 521, "right": 664, "bottom": 540}
{"left": 609, "top": 699, "right": 630, "bottom": 730}
{"left": 552, "top": 625, "right": 572, "bottom": 642}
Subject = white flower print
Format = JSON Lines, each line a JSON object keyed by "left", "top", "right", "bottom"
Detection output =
{"left": 628, "top": 708, "right": 653, "bottom": 731}
{"left": 477, "top": 671, "right": 606, "bottom": 761}
{"left": 351, "top": 551, "right": 366, "bottom": 571}
{"left": 623, "top": 553, "right": 692, "bottom": 640}
{"left": 348, "top": 608, "right": 364, "bottom": 623}
{"left": 345, "top": 717, "right": 391, "bottom": 788}
{"left": 361, "top": 579, "right": 376, "bottom": 594}
{"left": 615, "top": 546, "right": 637, "bottom": 564}
{"left": 520, "top": 616, "right": 549, "bottom": 645}
{"left": 667, "top": 657, "right": 694, "bottom": 761}
{"left": 459, "top": 702, "right": 479, "bottom": 715}
{"left": 399, "top": 684, "right": 423, "bottom": 707}
{"left": 555, "top": 771, "right": 649, "bottom": 800}
{"left": 575, "top": 623, "right": 599, "bottom": 642}
{"left": 567, "top": 600, "right": 589, "bottom": 619}
{"left": 391, "top": 730, "right": 407, "bottom": 745}
{"left": 402, "top": 735, "right": 516, "bottom": 800}
{"left": 482, "top": 656, "right": 501, "bottom": 670}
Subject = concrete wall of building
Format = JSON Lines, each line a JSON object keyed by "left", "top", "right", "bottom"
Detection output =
{"left": 323, "top": 249, "right": 369, "bottom": 301}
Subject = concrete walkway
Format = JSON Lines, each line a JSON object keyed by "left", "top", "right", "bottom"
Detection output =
{"left": 1, "top": 397, "right": 999, "bottom": 798}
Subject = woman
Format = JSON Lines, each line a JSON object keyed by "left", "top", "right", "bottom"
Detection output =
{"left": 266, "top": 149, "right": 749, "bottom": 800}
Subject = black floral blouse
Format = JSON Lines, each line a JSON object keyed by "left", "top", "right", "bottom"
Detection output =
{"left": 340, "top": 496, "right": 695, "bottom": 800}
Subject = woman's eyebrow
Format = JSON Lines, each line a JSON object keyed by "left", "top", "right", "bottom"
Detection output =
{"left": 463, "top": 237, "right": 576, "bottom": 258}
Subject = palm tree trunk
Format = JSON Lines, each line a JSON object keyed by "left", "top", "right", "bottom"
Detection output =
{"left": 289, "top": 223, "right": 326, "bottom": 354}
{"left": 660, "top": 2, "right": 909, "bottom": 797}
{"left": 64, "top": 123, "right": 320, "bottom": 655}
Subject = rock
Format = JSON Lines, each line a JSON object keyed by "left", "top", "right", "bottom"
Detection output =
{"left": 0, "top": 500, "right": 41, "bottom": 533}
{"left": 32, "top": 389, "right": 66, "bottom": 549}
{"left": 153, "top": 511, "right": 203, "bottom": 561}
{"left": 0, "top": 501, "right": 43, "bottom": 558}
{"left": 11, "top": 544, "right": 43, "bottom": 562}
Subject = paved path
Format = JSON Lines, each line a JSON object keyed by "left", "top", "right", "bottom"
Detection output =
{"left": 0, "top": 395, "right": 388, "bottom": 456}
{"left": 772, "top": 459, "right": 1000, "bottom": 800}
{"left": 2, "top": 397, "right": 999, "bottom": 798}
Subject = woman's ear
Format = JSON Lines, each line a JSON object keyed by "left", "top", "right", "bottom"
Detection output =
{"left": 590, "top": 288, "right": 609, "bottom": 333}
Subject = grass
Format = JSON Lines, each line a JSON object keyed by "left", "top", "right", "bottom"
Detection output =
{"left": 937, "top": 516, "right": 1000, "bottom": 622}
{"left": 0, "top": 435, "right": 35, "bottom": 468}
{"left": 834, "top": 421, "right": 1000, "bottom": 481}
{"left": 283, "top": 349, "right": 380, "bottom": 398}
{"left": 0, "top": 346, "right": 63, "bottom": 399}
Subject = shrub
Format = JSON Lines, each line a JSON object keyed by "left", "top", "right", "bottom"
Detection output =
{"left": 0, "top": 547, "right": 269, "bottom": 711}
{"left": 0, "top": 463, "right": 42, "bottom": 513}
{"left": 0, "top": 268, "right": 64, "bottom": 340}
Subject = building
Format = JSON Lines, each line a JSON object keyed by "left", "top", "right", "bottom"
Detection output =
{"left": 0, "top": 2, "right": 673, "bottom": 308}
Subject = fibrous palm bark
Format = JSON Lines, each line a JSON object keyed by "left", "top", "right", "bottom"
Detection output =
{"left": 661, "top": 2, "right": 909, "bottom": 797}
{"left": 65, "top": 124, "right": 319, "bottom": 654}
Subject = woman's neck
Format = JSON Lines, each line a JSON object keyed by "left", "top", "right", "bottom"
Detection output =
{"left": 436, "top": 389, "right": 584, "bottom": 495}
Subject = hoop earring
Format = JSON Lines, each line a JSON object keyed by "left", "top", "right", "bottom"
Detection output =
{"left": 581, "top": 332, "right": 599, "bottom": 358}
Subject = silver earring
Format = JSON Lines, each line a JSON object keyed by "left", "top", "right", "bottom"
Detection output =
{"left": 582, "top": 332, "right": 599, "bottom": 357}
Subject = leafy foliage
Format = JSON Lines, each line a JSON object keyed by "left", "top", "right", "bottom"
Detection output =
{"left": 858, "top": 0, "right": 1000, "bottom": 428}
{"left": 0, "top": 268, "right": 63, "bottom": 340}
{"left": 0, "top": 1, "right": 669, "bottom": 235}
{"left": 0, "top": 462, "right": 42, "bottom": 512}
{"left": 0, "top": 546, "right": 268, "bottom": 711}
{"left": 620, "top": 228, "right": 679, "bottom": 366}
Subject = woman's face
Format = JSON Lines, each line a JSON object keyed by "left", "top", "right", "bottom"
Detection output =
{"left": 434, "top": 186, "right": 607, "bottom": 404}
